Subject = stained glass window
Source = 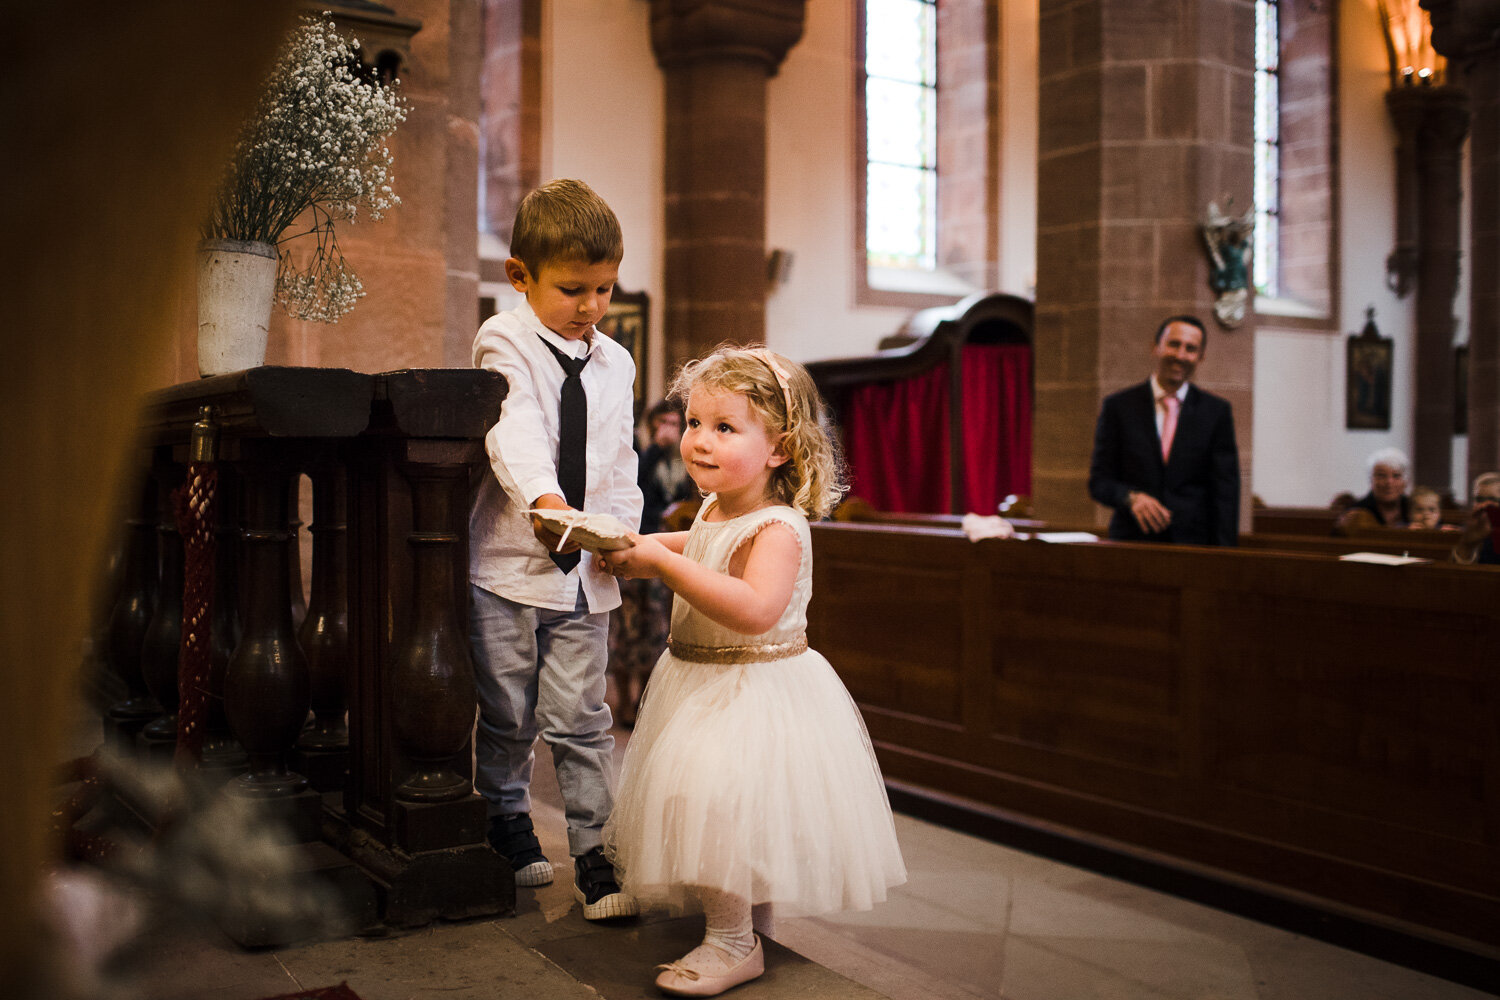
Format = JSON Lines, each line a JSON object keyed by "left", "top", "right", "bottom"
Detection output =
{"left": 1254, "top": 0, "right": 1280, "bottom": 298}
{"left": 866, "top": 0, "right": 937, "bottom": 271}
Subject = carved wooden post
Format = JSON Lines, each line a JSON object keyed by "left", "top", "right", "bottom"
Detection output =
{"left": 334, "top": 369, "right": 512, "bottom": 927}
{"left": 104, "top": 469, "right": 160, "bottom": 748}
{"left": 138, "top": 447, "right": 186, "bottom": 757}
{"left": 224, "top": 447, "right": 314, "bottom": 809}
{"left": 392, "top": 462, "right": 476, "bottom": 802}
{"left": 295, "top": 452, "right": 351, "bottom": 791}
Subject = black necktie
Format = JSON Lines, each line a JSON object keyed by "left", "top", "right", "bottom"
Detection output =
{"left": 539, "top": 335, "right": 589, "bottom": 573}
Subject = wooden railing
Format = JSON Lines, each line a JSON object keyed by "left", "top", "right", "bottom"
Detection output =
{"left": 96, "top": 367, "right": 512, "bottom": 940}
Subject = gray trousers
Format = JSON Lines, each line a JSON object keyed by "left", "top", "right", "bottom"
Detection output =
{"left": 469, "top": 584, "right": 615, "bottom": 856}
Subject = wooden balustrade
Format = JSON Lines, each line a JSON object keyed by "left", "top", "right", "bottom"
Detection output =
{"left": 99, "top": 366, "right": 513, "bottom": 938}
{"left": 138, "top": 448, "right": 186, "bottom": 758}
{"left": 103, "top": 472, "right": 160, "bottom": 745}
{"left": 808, "top": 521, "right": 1500, "bottom": 956}
{"left": 294, "top": 451, "right": 351, "bottom": 792}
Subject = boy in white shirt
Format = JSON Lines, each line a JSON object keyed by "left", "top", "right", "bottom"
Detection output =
{"left": 468, "top": 179, "right": 643, "bottom": 919}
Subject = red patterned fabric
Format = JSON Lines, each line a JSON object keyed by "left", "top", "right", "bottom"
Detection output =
{"left": 840, "top": 344, "right": 1031, "bottom": 514}
{"left": 173, "top": 464, "right": 217, "bottom": 769}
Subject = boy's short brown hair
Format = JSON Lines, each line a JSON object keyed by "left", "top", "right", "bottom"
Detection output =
{"left": 510, "top": 178, "right": 623, "bottom": 275}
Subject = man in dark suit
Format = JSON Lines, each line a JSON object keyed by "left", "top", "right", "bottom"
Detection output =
{"left": 1088, "top": 315, "right": 1241, "bottom": 545}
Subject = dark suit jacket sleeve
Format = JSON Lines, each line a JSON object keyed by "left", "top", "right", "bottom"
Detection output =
{"left": 1208, "top": 399, "right": 1241, "bottom": 546}
{"left": 1087, "top": 394, "right": 1132, "bottom": 511}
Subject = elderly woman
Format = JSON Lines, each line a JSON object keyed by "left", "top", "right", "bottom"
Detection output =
{"left": 1452, "top": 472, "right": 1500, "bottom": 564}
{"left": 1335, "top": 448, "right": 1411, "bottom": 533}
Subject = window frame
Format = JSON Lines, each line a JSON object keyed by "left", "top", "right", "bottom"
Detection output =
{"left": 1253, "top": 0, "right": 1339, "bottom": 331}
{"left": 854, "top": 0, "right": 970, "bottom": 309}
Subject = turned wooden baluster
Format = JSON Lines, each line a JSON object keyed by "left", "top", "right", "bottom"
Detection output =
{"left": 392, "top": 463, "right": 477, "bottom": 802}
{"left": 223, "top": 451, "right": 311, "bottom": 797}
{"left": 199, "top": 464, "right": 247, "bottom": 772}
{"left": 104, "top": 471, "right": 160, "bottom": 747}
{"left": 288, "top": 475, "right": 308, "bottom": 631}
{"left": 138, "top": 450, "right": 186, "bottom": 757}
{"left": 295, "top": 453, "right": 351, "bottom": 791}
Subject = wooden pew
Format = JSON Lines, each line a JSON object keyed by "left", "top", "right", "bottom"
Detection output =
{"left": 1252, "top": 505, "right": 1342, "bottom": 535}
{"left": 1239, "top": 529, "right": 1460, "bottom": 562}
{"left": 1254, "top": 503, "right": 1470, "bottom": 536}
{"left": 808, "top": 521, "right": 1500, "bottom": 955}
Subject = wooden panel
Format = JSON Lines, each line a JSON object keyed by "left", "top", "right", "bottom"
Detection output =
{"left": 808, "top": 527, "right": 968, "bottom": 726}
{"left": 988, "top": 571, "right": 1182, "bottom": 773}
{"left": 1204, "top": 591, "right": 1491, "bottom": 841}
{"left": 808, "top": 522, "right": 1500, "bottom": 952}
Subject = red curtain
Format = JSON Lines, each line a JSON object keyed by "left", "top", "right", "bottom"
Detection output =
{"left": 844, "top": 363, "right": 952, "bottom": 513}
{"left": 840, "top": 344, "right": 1031, "bottom": 514}
{"left": 960, "top": 343, "right": 1031, "bottom": 512}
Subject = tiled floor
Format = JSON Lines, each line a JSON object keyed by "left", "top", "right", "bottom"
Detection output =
{"left": 48, "top": 722, "right": 1499, "bottom": 1000}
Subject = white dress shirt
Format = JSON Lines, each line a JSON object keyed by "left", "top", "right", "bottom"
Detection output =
{"left": 468, "top": 300, "right": 644, "bottom": 612}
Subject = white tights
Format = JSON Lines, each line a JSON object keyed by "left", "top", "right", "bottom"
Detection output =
{"left": 673, "top": 888, "right": 756, "bottom": 973}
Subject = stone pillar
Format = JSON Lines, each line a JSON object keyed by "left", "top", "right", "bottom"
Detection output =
{"left": 937, "top": 0, "right": 1002, "bottom": 290}
{"left": 1422, "top": 0, "right": 1500, "bottom": 484}
{"left": 1387, "top": 84, "right": 1469, "bottom": 495}
{"left": 1033, "top": 0, "right": 1255, "bottom": 526}
{"left": 650, "top": 0, "right": 806, "bottom": 364}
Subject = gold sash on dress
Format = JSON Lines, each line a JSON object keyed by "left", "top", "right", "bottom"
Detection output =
{"left": 667, "top": 635, "right": 807, "bottom": 664}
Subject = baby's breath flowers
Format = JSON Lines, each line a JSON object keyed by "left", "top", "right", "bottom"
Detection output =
{"left": 204, "top": 14, "right": 407, "bottom": 323}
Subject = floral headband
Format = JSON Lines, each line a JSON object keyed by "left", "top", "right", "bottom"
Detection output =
{"left": 748, "top": 348, "right": 795, "bottom": 425}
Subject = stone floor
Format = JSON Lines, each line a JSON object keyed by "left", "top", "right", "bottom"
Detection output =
{"left": 50, "top": 723, "right": 1499, "bottom": 1000}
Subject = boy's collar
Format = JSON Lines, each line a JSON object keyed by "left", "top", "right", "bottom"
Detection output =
{"left": 519, "top": 300, "right": 597, "bottom": 357}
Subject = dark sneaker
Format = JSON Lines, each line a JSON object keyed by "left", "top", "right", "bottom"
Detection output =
{"left": 487, "top": 813, "right": 553, "bottom": 887}
{"left": 573, "top": 846, "right": 639, "bottom": 920}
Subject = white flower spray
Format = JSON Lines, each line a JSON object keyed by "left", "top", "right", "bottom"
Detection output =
{"left": 204, "top": 14, "right": 408, "bottom": 323}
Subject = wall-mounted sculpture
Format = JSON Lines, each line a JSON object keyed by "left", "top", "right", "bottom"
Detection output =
{"left": 1201, "top": 201, "right": 1254, "bottom": 330}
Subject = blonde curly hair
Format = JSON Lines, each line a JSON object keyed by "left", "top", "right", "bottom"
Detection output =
{"left": 669, "top": 345, "right": 848, "bottom": 519}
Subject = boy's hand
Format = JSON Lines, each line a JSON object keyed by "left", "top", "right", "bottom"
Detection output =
{"left": 598, "top": 534, "right": 665, "bottom": 580}
{"left": 529, "top": 493, "right": 581, "bottom": 553}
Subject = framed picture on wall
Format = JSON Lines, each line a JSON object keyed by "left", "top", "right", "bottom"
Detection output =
{"left": 598, "top": 288, "right": 648, "bottom": 421}
{"left": 1346, "top": 314, "right": 1392, "bottom": 430}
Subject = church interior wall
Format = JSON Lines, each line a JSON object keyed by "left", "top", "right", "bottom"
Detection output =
{"left": 1252, "top": 0, "right": 1471, "bottom": 505}
{"left": 765, "top": 1, "right": 1040, "bottom": 367}
{"left": 764, "top": 1, "right": 927, "bottom": 365}
{"left": 538, "top": 0, "right": 666, "bottom": 401}
{"left": 153, "top": 0, "right": 1475, "bottom": 508}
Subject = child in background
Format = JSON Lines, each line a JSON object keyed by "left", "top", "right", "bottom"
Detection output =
{"left": 1408, "top": 486, "right": 1452, "bottom": 530}
{"left": 600, "top": 346, "right": 906, "bottom": 996}
{"left": 609, "top": 399, "right": 696, "bottom": 726}
{"left": 468, "top": 178, "right": 642, "bottom": 919}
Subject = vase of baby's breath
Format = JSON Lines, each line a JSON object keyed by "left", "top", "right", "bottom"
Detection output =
{"left": 197, "top": 14, "right": 407, "bottom": 377}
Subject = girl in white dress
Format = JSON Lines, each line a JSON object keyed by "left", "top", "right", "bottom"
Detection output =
{"left": 599, "top": 346, "right": 906, "bottom": 997}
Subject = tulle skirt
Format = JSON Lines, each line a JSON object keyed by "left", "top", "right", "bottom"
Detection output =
{"left": 603, "top": 648, "right": 907, "bottom": 917}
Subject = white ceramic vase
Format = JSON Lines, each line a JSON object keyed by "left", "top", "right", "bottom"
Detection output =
{"left": 196, "top": 238, "right": 278, "bottom": 377}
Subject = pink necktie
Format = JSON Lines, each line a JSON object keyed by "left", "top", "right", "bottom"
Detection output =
{"left": 1160, "top": 394, "right": 1180, "bottom": 461}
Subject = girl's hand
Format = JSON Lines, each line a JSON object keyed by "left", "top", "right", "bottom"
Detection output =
{"left": 599, "top": 533, "right": 667, "bottom": 579}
